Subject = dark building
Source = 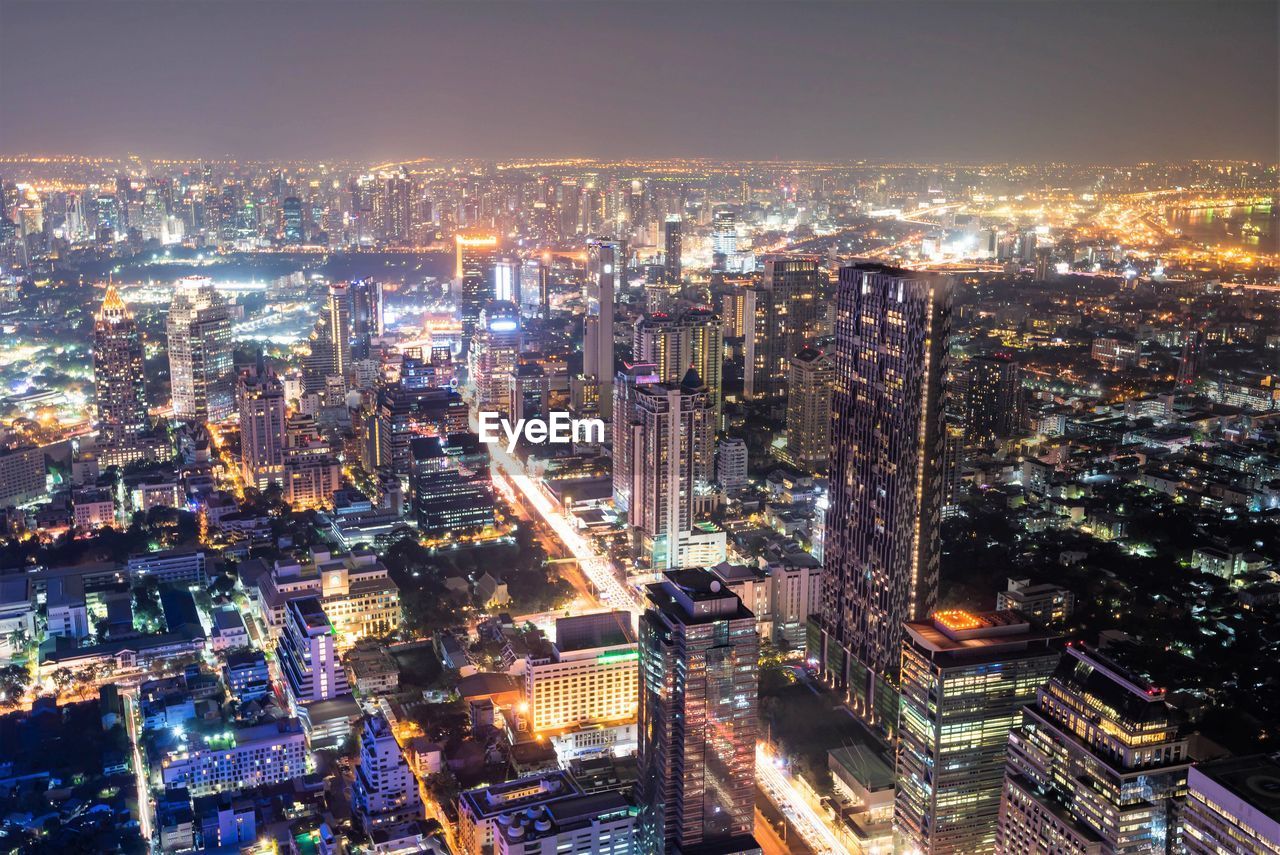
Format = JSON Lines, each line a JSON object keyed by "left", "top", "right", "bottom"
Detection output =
{"left": 819, "top": 263, "right": 953, "bottom": 735}
{"left": 93, "top": 284, "right": 149, "bottom": 446}
{"left": 281, "top": 196, "right": 304, "bottom": 243}
{"left": 637, "top": 568, "right": 759, "bottom": 854}
{"left": 367, "top": 359, "right": 468, "bottom": 478}
{"left": 663, "top": 215, "right": 682, "bottom": 284}
{"left": 961, "top": 353, "right": 1019, "bottom": 444}
{"left": 409, "top": 433, "right": 495, "bottom": 533}
{"left": 349, "top": 278, "right": 384, "bottom": 360}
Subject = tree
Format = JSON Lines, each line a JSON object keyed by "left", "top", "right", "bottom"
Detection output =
{"left": 0, "top": 664, "right": 30, "bottom": 706}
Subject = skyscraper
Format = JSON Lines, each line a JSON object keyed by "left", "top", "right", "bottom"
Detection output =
{"left": 352, "top": 712, "right": 424, "bottom": 834}
{"left": 637, "top": 567, "right": 759, "bottom": 855}
{"left": 997, "top": 645, "right": 1190, "bottom": 855}
{"left": 611, "top": 360, "right": 660, "bottom": 514}
{"left": 467, "top": 301, "right": 521, "bottom": 416}
{"left": 236, "top": 366, "right": 286, "bottom": 491}
{"left": 783, "top": 344, "right": 834, "bottom": 475}
{"left": 584, "top": 236, "right": 622, "bottom": 420}
{"left": 281, "top": 196, "right": 304, "bottom": 243}
{"left": 93, "top": 284, "right": 148, "bottom": 445}
{"left": 711, "top": 209, "right": 738, "bottom": 261}
{"left": 895, "top": 610, "right": 1059, "bottom": 855}
{"left": 633, "top": 307, "right": 724, "bottom": 421}
{"left": 663, "top": 215, "right": 682, "bottom": 284}
{"left": 303, "top": 282, "right": 352, "bottom": 393}
{"left": 167, "top": 276, "right": 234, "bottom": 422}
{"left": 349, "top": 278, "right": 384, "bottom": 360}
{"left": 631, "top": 369, "right": 719, "bottom": 570}
{"left": 1183, "top": 754, "right": 1280, "bottom": 854}
{"left": 456, "top": 232, "right": 499, "bottom": 347}
{"left": 820, "top": 263, "right": 953, "bottom": 732}
{"left": 961, "top": 353, "right": 1020, "bottom": 444}
{"left": 743, "top": 256, "right": 828, "bottom": 399}
{"left": 277, "top": 596, "right": 351, "bottom": 708}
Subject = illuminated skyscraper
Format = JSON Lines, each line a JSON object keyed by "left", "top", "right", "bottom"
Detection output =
{"left": 631, "top": 369, "right": 718, "bottom": 569}
{"left": 281, "top": 196, "right": 304, "bottom": 243}
{"left": 638, "top": 567, "right": 759, "bottom": 855}
{"left": 633, "top": 307, "right": 724, "bottom": 422}
{"left": 743, "top": 256, "right": 828, "bottom": 399}
{"left": 468, "top": 301, "right": 521, "bottom": 416}
{"left": 167, "top": 276, "right": 234, "bottom": 422}
{"left": 383, "top": 172, "right": 413, "bottom": 243}
{"left": 611, "top": 360, "right": 660, "bottom": 514}
{"left": 895, "top": 610, "right": 1058, "bottom": 855}
{"left": 456, "top": 232, "right": 499, "bottom": 346}
{"left": 819, "top": 263, "right": 953, "bottom": 733}
{"left": 349, "top": 278, "right": 383, "bottom": 360}
{"left": 352, "top": 713, "right": 424, "bottom": 835}
{"left": 997, "top": 645, "right": 1189, "bottom": 855}
{"left": 236, "top": 366, "right": 287, "bottom": 491}
{"left": 93, "top": 284, "right": 148, "bottom": 445}
{"left": 663, "top": 215, "right": 682, "bottom": 284}
{"left": 782, "top": 344, "right": 833, "bottom": 474}
{"left": 303, "top": 283, "right": 352, "bottom": 393}
{"left": 1183, "top": 754, "right": 1280, "bottom": 854}
{"left": 711, "top": 208, "right": 738, "bottom": 259}
{"left": 961, "top": 353, "right": 1020, "bottom": 444}
{"left": 584, "top": 236, "right": 622, "bottom": 420}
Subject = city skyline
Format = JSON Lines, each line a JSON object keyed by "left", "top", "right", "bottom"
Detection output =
{"left": 2, "top": 1, "right": 1277, "bottom": 163}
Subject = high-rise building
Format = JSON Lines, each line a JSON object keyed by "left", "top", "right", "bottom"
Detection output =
{"left": 409, "top": 433, "right": 495, "bottom": 534}
{"left": 743, "top": 256, "right": 828, "bottom": 399}
{"left": 611, "top": 361, "right": 660, "bottom": 514}
{"left": 468, "top": 301, "right": 521, "bottom": 416}
{"left": 350, "top": 278, "right": 384, "bottom": 360}
{"left": 711, "top": 209, "right": 738, "bottom": 260}
{"left": 303, "top": 283, "right": 352, "bottom": 393}
{"left": 383, "top": 173, "right": 413, "bottom": 244}
{"left": 281, "top": 413, "right": 342, "bottom": 509}
{"left": 493, "top": 256, "right": 521, "bottom": 304}
{"left": 277, "top": 596, "right": 351, "bottom": 708}
{"left": 663, "top": 215, "right": 682, "bottom": 284}
{"left": 524, "top": 611, "right": 638, "bottom": 735}
{"left": 1183, "top": 754, "right": 1280, "bottom": 854}
{"left": 996, "top": 644, "right": 1190, "bottom": 855}
{"left": 819, "top": 263, "right": 953, "bottom": 733}
{"left": 962, "top": 354, "right": 1020, "bottom": 444}
{"left": 895, "top": 610, "right": 1059, "bottom": 855}
{"left": 631, "top": 369, "right": 716, "bottom": 570}
{"left": 584, "top": 236, "right": 622, "bottom": 420}
{"left": 368, "top": 360, "right": 468, "bottom": 479}
{"left": 352, "top": 712, "right": 424, "bottom": 834}
{"left": 236, "top": 366, "right": 287, "bottom": 491}
{"left": 281, "top": 196, "right": 304, "bottom": 243}
{"left": 456, "top": 233, "right": 499, "bottom": 346}
{"left": 633, "top": 307, "right": 724, "bottom": 422}
{"left": 93, "top": 284, "right": 148, "bottom": 445}
{"left": 510, "top": 362, "right": 550, "bottom": 423}
{"left": 783, "top": 345, "right": 834, "bottom": 474}
{"left": 167, "top": 276, "right": 234, "bottom": 422}
{"left": 637, "top": 567, "right": 759, "bottom": 854}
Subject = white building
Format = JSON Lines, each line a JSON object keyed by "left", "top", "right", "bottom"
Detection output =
{"left": 716, "top": 437, "right": 748, "bottom": 490}
{"left": 159, "top": 718, "right": 308, "bottom": 797}
{"left": 352, "top": 713, "right": 424, "bottom": 834}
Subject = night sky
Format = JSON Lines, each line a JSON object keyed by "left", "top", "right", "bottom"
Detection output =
{"left": 1, "top": 0, "right": 1276, "bottom": 163}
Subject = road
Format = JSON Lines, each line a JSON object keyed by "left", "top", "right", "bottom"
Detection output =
{"left": 756, "top": 742, "right": 851, "bottom": 854}
{"left": 123, "top": 689, "right": 153, "bottom": 846}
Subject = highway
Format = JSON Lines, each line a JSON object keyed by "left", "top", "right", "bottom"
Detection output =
{"left": 123, "top": 690, "right": 153, "bottom": 845}
{"left": 756, "top": 742, "right": 851, "bottom": 854}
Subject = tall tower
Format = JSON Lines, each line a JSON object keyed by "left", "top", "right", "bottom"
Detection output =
{"left": 303, "top": 283, "right": 352, "bottom": 393}
{"left": 349, "top": 278, "right": 384, "bottom": 360}
{"left": 633, "top": 307, "right": 724, "bottom": 422}
{"left": 743, "top": 255, "right": 828, "bottom": 399}
{"left": 584, "top": 236, "right": 622, "bottom": 420}
{"left": 784, "top": 344, "right": 834, "bottom": 475}
{"left": 611, "top": 361, "right": 660, "bottom": 514}
{"left": 352, "top": 713, "right": 424, "bottom": 834}
{"left": 236, "top": 366, "right": 287, "bottom": 491}
{"left": 820, "top": 263, "right": 953, "bottom": 733}
{"left": 663, "top": 215, "right": 682, "bottom": 284}
{"left": 632, "top": 369, "right": 714, "bottom": 570}
{"left": 962, "top": 353, "right": 1020, "bottom": 444}
{"left": 1177, "top": 315, "right": 1202, "bottom": 387}
{"left": 637, "top": 567, "right": 759, "bottom": 855}
{"left": 997, "top": 645, "right": 1190, "bottom": 854}
{"left": 167, "top": 276, "right": 234, "bottom": 423}
{"left": 93, "top": 284, "right": 148, "bottom": 445}
{"left": 455, "top": 233, "right": 499, "bottom": 348}
{"left": 895, "top": 610, "right": 1058, "bottom": 854}
{"left": 467, "top": 301, "right": 521, "bottom": 416}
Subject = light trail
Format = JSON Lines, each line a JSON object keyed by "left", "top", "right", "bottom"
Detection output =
{"left": 123, "top": 690, "right": 153, "bottom": 844}
{"left": 755, "top": 743, "right": 851, "bottom": 855}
